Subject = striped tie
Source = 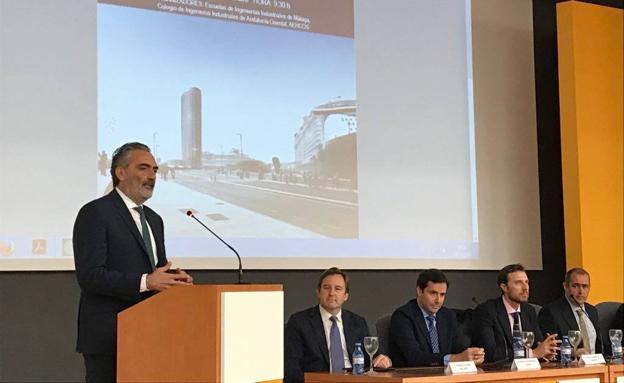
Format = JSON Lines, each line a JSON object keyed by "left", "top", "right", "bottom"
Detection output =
{"left": 426, "top": 315, "right": 440, "bottom": 353}
{"left": 511, "top": 311, "right": 522, "bottom": 335}
{"left": 577, "top": 309, "right": 592, "bottom": 352}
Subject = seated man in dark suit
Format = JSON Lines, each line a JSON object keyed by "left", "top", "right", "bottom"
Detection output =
{"left": 284, "top": 267, "right": 391, "bottom": 383}
{"left": 389, "top": 269, "right": 485, "bottom": 367}
{"left": 472, "top": 264, "right": 559, "bottom": 363}
{"left": 539, "top": 268, "right": 602, "bottom": 356}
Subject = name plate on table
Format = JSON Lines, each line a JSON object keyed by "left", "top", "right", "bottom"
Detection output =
{"left": 578, "top": 353, "right": 606, "bottom": 366}
{"left": 444, "top": 361, "right": 477, "bottom": 374}
{"left": 511, "top": 358, "right": 541, "bottom": 371}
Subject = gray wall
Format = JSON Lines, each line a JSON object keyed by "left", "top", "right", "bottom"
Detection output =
{"left": 0, "top": 268, "right": 564, "bottom": 382}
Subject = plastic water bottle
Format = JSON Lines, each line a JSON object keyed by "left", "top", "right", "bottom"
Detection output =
{"left": 352, "top": 343, "right": 365, "bottom": 375}
{"left": 560, "top": 336, "right": 572, "bottom": 366}
{"left": 612, "top": 339, "right": 623, "bottom": 359}
{"left": 512, "top": 331, "right": 525, "bottom": 359}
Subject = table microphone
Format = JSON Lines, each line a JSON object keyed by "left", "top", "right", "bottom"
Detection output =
{"left": 186, "top": 210, "right": 244, "bottom": 284}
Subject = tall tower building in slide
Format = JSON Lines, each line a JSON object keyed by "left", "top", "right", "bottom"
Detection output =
{"left": 181, "top": 87, "right": 202, "bottom": 168}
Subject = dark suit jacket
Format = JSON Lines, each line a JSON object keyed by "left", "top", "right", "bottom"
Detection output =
{"left": 389, "top": 299, "right": 468, "bottom": 367}
{"left": 472, "top": 297, "right": 543, "bottom": 363}
{"left": 284, "top": 306, "right": 370, "bottom": 383}
{"left": 538, "top": 296, "right": 602, "bottom": 353}
{"left": 73, "top": 190, "right": 167, "bottom": 355}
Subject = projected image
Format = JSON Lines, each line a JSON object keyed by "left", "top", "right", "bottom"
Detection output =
{"left": 98, "top": 0, "right": 357, "bottom": 239}
{"left": 2, "top": 0, "right": 545, "bottom": 270}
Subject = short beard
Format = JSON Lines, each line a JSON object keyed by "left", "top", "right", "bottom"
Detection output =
{"left": 509, "top": 294, "right": 528, "bottom": 305}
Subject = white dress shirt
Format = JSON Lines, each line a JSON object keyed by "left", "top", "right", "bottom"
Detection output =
{"left": 116, "top": 187, "right": 157, "bottom": 291}
{"left": 565, "top": 296, "right": 597, "bottom": 353}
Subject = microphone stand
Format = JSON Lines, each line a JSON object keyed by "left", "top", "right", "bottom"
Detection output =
{"left": 187, "top": 211, "right": 244, "bottom": 284}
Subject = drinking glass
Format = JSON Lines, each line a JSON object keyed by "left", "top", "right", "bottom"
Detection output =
{"left": 521, "top": 331, "right": 535, "bottom": 358}
{"left": 568, "top": 330, "right": 582, "bottom": 364}
{"left": 363, "top": 336, "right": 379, "bottom": 374}
{"left": 610, "top": 329, "right": 623, "bottom": 343}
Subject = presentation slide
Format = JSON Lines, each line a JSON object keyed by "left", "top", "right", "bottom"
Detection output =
{"left": 0, "top": 0, "right": 542, "bottom": 270}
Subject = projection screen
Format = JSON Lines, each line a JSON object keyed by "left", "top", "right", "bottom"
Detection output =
{"left": 0, "top": 0, "right": 542, "bottom": 270}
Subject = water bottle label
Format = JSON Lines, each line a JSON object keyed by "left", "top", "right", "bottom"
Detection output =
{"left": 353, "top": 356, "right": 364, "bottom": 364}
{"left": 561, "top": 349, "right": 571, "bottom": 356}
{"left": 513, "top": 336, "right": 524, "bottom": 358}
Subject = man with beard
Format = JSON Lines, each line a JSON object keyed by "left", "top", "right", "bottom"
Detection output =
{"left": 472, "top": 264, "right": 559, "bottom": 363}
{"left": 73, "top": 142, "right": 193, "bottom": 382}
{"left": 284, "top": 267, "right": 391, "bottom": 382}
{"left": 539, "top": 268, "right": 602, "bottom": 356}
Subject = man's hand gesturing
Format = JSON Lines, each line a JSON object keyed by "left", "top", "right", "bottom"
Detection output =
{"left": 146, "top": 261, "right": 193, "bottom": 291}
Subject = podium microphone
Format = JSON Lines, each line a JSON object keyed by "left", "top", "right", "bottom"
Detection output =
{"left": 186, "top": 210, "right": 244, "bottom": 284}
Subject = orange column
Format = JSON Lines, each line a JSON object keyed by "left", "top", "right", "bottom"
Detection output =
{"left": 557, "top": 1, "right": 623, "bottom": 303}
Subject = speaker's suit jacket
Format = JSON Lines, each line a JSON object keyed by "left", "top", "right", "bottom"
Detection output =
{"left": 284, "top": 306, "right": 371, "bottom": 383}
{"left": 538, "top": 296, "right": 602, "bottom": 353}
{"left": 472, "top": 297, "right": 543, "bottom": 363}
{"left": 389, "top": 299, "right": 468, "bottom": 367}
{"left": 73, "top": 189, "right": 167, "bottom": 355}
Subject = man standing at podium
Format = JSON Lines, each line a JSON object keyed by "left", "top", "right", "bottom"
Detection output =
{"left": 284, "top": 267, "right": 391, "bottom": 382}
{"left": 73, "top": 142, "right": 192, "bottom": 382}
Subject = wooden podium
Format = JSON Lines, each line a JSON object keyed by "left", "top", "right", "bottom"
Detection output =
{"left": 117, "top": 284, "right": 283, "bottom": 383}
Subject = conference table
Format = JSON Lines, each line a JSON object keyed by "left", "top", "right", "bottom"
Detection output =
{"left": 305, "top": 362, "right": 624, "bottom": 382}
{"left": 610, "top": 363, "right": 624, "bottom": 382}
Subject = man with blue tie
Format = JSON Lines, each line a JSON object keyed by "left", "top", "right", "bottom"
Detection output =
{"left": 284, "top": 267, "right": 391, "bottom": 382}
{"left": 389, "top": 269, "right": 485, "bottom": 367}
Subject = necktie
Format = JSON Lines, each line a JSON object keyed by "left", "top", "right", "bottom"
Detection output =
{"left": 577, "top": 309, "right": 592, "bottom": 352}
{"left": 133, "top": 206, "right": 156, "bottom": 270}
{"left": 329, "top": 316, "right": 345, "bottom": 372}
{"left": 426, "top": 315, "right": 440, "bottom": 353}
{"left": 511, "top": 311, "right": 522, "bottom": 335}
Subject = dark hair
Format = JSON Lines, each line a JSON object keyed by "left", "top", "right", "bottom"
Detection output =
{"left": 416, "top": 269, "right": 449, "bottom": 290}
{"left": 497, "top": 264, "right": 526, "bottom": 285}
{"left": 317, "top": 267, "right": 349, "bottom": 293}
{"left": 564, "top": 267, "right": 590, "bottom": 285}
{"left": 110, "top": 142, "right": 151, "bottom": 186}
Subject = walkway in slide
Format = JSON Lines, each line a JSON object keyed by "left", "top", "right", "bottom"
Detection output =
{"left": 96, "top": 174, "right": 323, "bottom": 238}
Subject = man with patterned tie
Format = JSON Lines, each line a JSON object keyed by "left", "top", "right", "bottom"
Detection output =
{"left": 538, "top": 268, "right": 602, "bottom": 356}
{"left": 73, "top": 142, "right": 193, "bottom": 382}
{"left": 472, "top": 264, "right": 559, "bottom": 363}
{"left": 389, "top": 269, "right": 485, "bottom": 367}
{"left": 284, "top": 267, "right": 391, "bottom": 383}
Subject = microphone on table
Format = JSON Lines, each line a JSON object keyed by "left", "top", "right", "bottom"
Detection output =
{"left": 186, "top": 210, "right": 244, "bottom": 284}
